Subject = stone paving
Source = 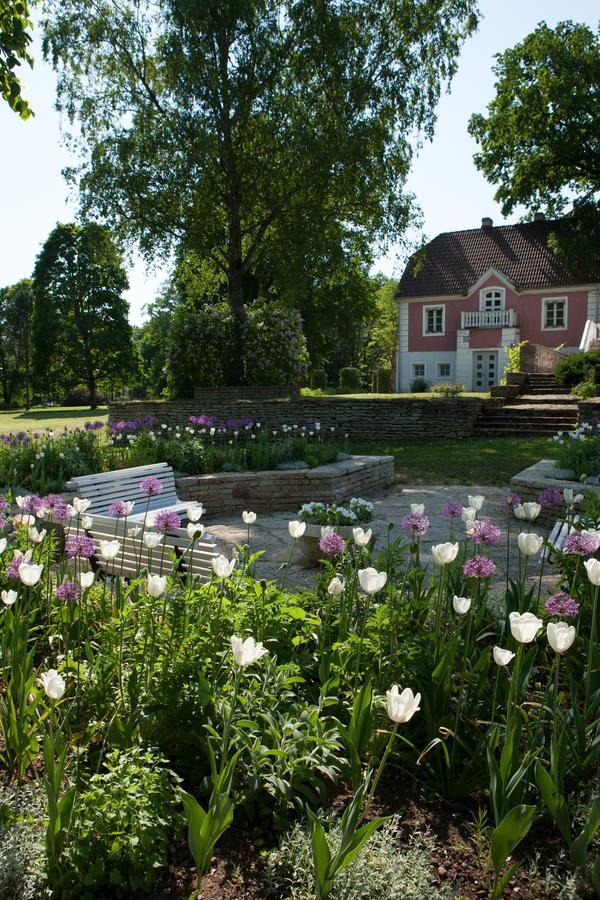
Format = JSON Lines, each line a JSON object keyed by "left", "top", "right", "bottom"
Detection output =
{"left": 204, "top": 483, "right": 557, "bottom": 590}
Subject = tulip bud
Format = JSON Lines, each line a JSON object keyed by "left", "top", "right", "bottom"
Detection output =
{"left": 517, "top": 532, "right": 544, "bottom": 557}
{"left": 288, "top": 520, "right": 306, "bottom": 539}
{"left": 584, "top": 558, "right": 600, "bottom": 586}
{"left": 431, "top": 542, "right": 459, "bottom": 566}
{"left": 452, "top": 595, "right": 471, "bottom": 615}
{"left": 493, "top": 646, "right": 515, "bottom": 666}
{"left": 509, "top": 611, "right": 543, "bottom": 643}
{"left": 468, "top": 494, "right": 485, "bottom": 511}
{"left": 327, "top": 576, "right": 345, "bottom": 596}
{"left": 547, "top": 621, "right": 576, "bottom": 654}
{"left": 357, "top": 567, "right": 387, "bottom": 594}
{"left": 242, "top": 510, "right": 257, "bottom": 525}
{"left": 352, "top": 527, "right": 372, "bottom": 547}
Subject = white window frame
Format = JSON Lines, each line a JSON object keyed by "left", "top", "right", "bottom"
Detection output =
{"left": 437, "top": 362, "right": 452, "bottom": 379}
{"left": 412, "top": 362, "right": 426, "bottom": 380}
{"left": 542, "top": 296, "right": 568, "bottom": 331}
{"left": 422, "top": 305, "right": 445, "bottom": 336}
{"left": 479, "top": 286, "right": 505, "bottom": 312}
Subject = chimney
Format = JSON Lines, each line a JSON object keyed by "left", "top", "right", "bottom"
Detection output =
{"left": 481, "top": 217, "right": 493, "bottom": 228}
{"left": 533, "top": 212, "right": 546, "bottom": 222}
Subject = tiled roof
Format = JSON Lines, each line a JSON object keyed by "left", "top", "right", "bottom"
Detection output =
{"left": 397, "top": 219, "right": 600, "bottom": 299}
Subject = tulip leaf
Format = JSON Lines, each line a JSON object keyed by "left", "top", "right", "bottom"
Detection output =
{"left": 535, "top": 762, "right": 571, "bottom": 844}
{"left": 490, "top": 804, "right": 536, "bottom": 877}
{"left": 571, "top": 798, "right": 600, "bottom": 870}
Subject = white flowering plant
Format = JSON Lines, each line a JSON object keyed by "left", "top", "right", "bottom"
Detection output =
{"left": 298, "top": 497, "right": 373, "bottom": 526}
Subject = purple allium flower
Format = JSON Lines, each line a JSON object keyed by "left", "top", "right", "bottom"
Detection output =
{"left": 591, "top": 417, "right": 599, "bottom": 426}
{"left": 140, "top": 476, "right": 163, "bottom": 496}
{"left": 441, "top": 500, "right": 463, "bottom": 518}
{"left": 319, "top": 530, "right": 345, "bottom": 556}
{"left": 401, "top": 512, "right": 430, "bottom": 535}
{"left": 0, "top": 516, "right": 6, "bottom": 531}
{"left": 109, "top": 500, "right": 132, "bottom": 518}
{"left": 153, "top": 510, "right": 181, "bottom": 533}
{"left": 55, "top": 581, "right": 82, "bottom": 601}
{"left": 189, "top": 415, "right": 216, "bottom": 427}
{"left": 538, "top": 488, "right": 563, "bottom": 509}
{"left": 463, "top": 555, "right": 497, "bottom": 578}
{"left": 65, "top": 534, "right": 96, "bottom": 559}
{"left": 42, "top": 494, "right": 72, "bottom": 521}
{"left": 501, "top": 492, "right": 521, "bottom": 511}
{"left": 545, "top": 591, "right": 580, "bottom": 618}
{"left": 467, "top": 520, "right": 501, "bottom": 546}
{"left": 562, "top": 531, "right": 599, "bottom": 557}
{"left": 0, "top": 496, "right": 7, "bottom": 512}
{"left": 6, "top": 556, "right": 23, "bottom": 580}
{"left": 20, "top": 494, "right": 42, "bottom": 515}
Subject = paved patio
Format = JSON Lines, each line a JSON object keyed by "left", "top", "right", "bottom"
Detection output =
{"left": 205, "top": 484, "right": 557, "bottom": 589}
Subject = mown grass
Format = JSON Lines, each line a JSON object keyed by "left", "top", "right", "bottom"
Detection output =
{"left": 301, "top": 388, "right": 490, "bottom": 399}
{"left": 0, "top": 406, "right": 108, "bottom": 433}
{"left": 349, "top": 436, "right": 558, "bottom": 486}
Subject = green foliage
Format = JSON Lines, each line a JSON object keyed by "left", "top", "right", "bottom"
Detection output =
{"left": 430, "top": 383, "right": 464, "bottom": 398}
{"left": 0, "top": 280, "right": 33, "bottom": 408}
{"left": 489, "top": 805, "right": 536, "bottom": 899}
{"left": 311, "top": 369, "right": 328, "bottom": 390}
{"left": 554, "top": 425, "right": 600, "bottom": 479}
{"left": 298, "top": 498, "right": 373, "bottom": 526}
{"left": 0, "top": 0, "right": 35, "bottom": 118}
{"left": 556, "top": 350, "right": 600, "bottom": 388}
{"left": 60, "top": 748, "right": 180, "bottom": 895}
{"left": 410, "top": 377, "right": 430, "bottom": 393}
{"left": 0, "top": 780, "right": 46, "bottom": 900}
{"left": 469, "top": 21, "right": 600, "bottom": 271}
{"left": 241, "top": 301, "right": 309, "bottom": 387}
{"left": 31, "top": 223, "right": 138, "bottom": 408}
{"left": 504, "top": 340, "right": 528, "bottom": 376}
{"left": 372, "top": 366, "right": 392, "bottom": 394}
{"left": 339, "top": 368, "right": 360, "bottom": 391}
{"left": 573, "top": 380, "right": 596, "bottom": 400}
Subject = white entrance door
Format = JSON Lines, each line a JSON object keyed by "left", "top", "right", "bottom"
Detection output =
{"left": 473, "top": 351, "right": 498, "bottom": 390}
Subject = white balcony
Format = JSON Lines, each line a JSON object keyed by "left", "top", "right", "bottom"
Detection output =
{"left": 461, "top": 308, "right": 518, "bottom": 329}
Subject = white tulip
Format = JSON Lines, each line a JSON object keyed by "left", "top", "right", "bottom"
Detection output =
{"left": 288, "top": 520, "right": 306, "bottom": 539}
{"left": 514, "top": 502, "right": 541, "bottom": 522}
{"left": 584, "top": 558, "right": 600, "bottom": 586}
{"left": 242, "top": 510, "right": 257, "bottom": 525}
{"left": 452, "top": 595, "right": 471, "bottom": 615}
{"left": 509, "top": 611, "right": 543, "bottom": 643}
{"left": 0, "top": 538, "right": 6, "bottom": 554}
{"left": 146, "top": 574, "right": 167, "bottom": 598}
{"left": 410, "top": 503, "right": 425, "bottom": 514}
{"left": 187, "top": 523, "right": 205, "bottom": 540}
{"left": 19, "top": 562, "right": 43, "bottom": 586}
{"left": 386, "top": 685, "right": 421, "bottom": 724}
{"left": 461, "top": 506, "right": 477, "bottom": 525}
{"left": 99, "top": 540, "right": 120, "bottom": 561}
{"left": 28, "top": 527, "right": 47, "bottom": 544}
{"left": 13, "top": 514, "right": 35, "bottom": 528}
{"left": 78, "top": 571, "right": 95, "bottom": 589}
{"left": 493, "top": 646, "right": 516, "bottom": 666}
{"left": 431, "top": 542, "right": 459, "bottom": 566}
{"left": 13, "top": 549, "right": 32, "bottom": 562}
{"left": 563, "top": 488, "right": 583, "bottom": 506}
{"left": 72, "top": 497, "right": 91, "bottom": 514}
{"left": 128, "top": 526, "right": 141, "bottom": 537}
{"left": 517, "top": 532, "right": 544, "bottom": 557}
{"left": 15, "top": 496, "right": 27, "bottom": 509}
{"left": 187, "top": 504, "right": 204, "bottom": 522}
{"left": 547, "top": 621, "right": 576, "bottom": 654}
{"left": 39, "top": 669, "right": 65, "bottom": 701}
{"left": 231, "top": 634, "right": 268, "bottom": 669}
{"left": 81, "top": 515, "right": 93, "bottom": 530}
{"left": 327, "top": 576, "right": 345, "bottom": 596}
{"left": 352, "top": 527, "right": 372, "bottom": 547}
{"left": 358, "top": 567, "right": 387, "bottom": 594}
{"left": 143, "top": 532, "right": 163, "bottom": 549}
{"left": 468, "top": 495, "right": 485, "bottom": 511}
{"left": 212, "top": 554, "right": 236, "bottom": 578}
{"left": 65, "top": 505, "right": 76, "bottom": 519}
{"left": 1, "top": 590, "right": 17, "bottom": 606}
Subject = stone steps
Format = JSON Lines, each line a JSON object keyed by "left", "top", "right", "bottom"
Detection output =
{"left": 474, "top": 370, "right": 578, "bottom": 436}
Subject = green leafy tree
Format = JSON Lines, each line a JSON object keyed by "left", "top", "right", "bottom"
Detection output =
{"left": 1, "top": 0, "right": 35, "bottom": 118}
{"left": 469, "top": 21, "right": 600, "bottom": 270}
{"left": 0, "top": 279, "right": 34, "bottom": 407}
{"left": 43, "top": 0, "right": 478, "bottom": 326}
{"left": 32, "top": 223, "right": 137, "bottom": 409}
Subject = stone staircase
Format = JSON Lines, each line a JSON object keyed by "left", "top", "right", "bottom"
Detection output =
{"left": 474, "top": 373, "right": 579, "bottom": 437}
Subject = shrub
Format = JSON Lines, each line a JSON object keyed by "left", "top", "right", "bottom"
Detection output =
{"left": 242, "top": 300, "right": 310, "bottom": 387}
{"left": 573, "top": 379, "right": 596, "bottom": 400}
{"left": 59, "top": 747, "right": 181, "bottom": 895}
{"left": 61, "top": 387, "right": 108, "bottom": 406}
{"left": 431, "top": 383, "right": 464, "bottom": 398}
{"left": 0, "top": 781, "right": 47, "bottom": 900}
{"left": 372, "top": 365, "right": 392, "bottom": 393}
{"left": 311, "top": 368, "right": 328, "bottom": 390}
{"left": 339, "top": 367, "right": 361, "bottom": 390}
{"left": 410, "top": 377, "right": 430, "bottom": 393}
{"left": 167, "top": 301, "right": 237, "bottom": 396}
{"left": 555, "top": 349, "right": 600, "bottom": 387}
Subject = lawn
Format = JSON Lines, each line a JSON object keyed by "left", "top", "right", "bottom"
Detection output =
{"left": 302, "top": 388, "right": 490, "bottom": 399}
{"left": 350, "top": 436, "right": 557, "bottom": 485}
{"left": 0, "top": 406, "right": 108, "bottom": 433}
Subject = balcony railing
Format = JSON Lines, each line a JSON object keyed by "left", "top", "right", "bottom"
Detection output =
{"left": 461, "top": 308, "right": 518, "bottom": 329}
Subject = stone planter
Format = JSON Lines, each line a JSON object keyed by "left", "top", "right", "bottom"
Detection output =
{"left": 298, "top": 523, "right": 377, "bottom": 565}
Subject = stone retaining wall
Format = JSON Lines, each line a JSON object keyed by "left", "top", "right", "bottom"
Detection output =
{"left": 511, "top": 459, "right": 588, "bottom": 527}
{"left": 520, "top": 343, "right": 566, "bottom": 374}
{"left": 176, "top": 455, "right": 395, "bottom": 515}
{"left": 193, "top": 385, "right": 299, "bottom": 401}
{"left": 110, "top": 396, "right": 486, "bottom": 441}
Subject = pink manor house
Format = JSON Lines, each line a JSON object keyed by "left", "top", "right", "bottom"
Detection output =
{"left": 395, "top": 215, "right": 600, "bottom": 392}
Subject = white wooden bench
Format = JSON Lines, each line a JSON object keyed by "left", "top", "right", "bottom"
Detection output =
{"left": 545, "top": 517, "right": 579, "bottom": 560}
{"left": 64, "top": 463, "right": 218, "bottom": 582}
{"left": 65, "top": 462, "right": 201, "bottom": 524}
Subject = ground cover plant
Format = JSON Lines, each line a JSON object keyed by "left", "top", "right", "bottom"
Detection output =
{"left": 0, "top": 477, "right": 599, "bottom": 898}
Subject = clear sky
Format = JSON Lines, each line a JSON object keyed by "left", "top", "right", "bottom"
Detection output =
{"left": 0, "top": 0, "right": 598, "bottom": 325}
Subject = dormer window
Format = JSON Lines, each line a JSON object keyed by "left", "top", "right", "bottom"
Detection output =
{"left": 480, "top": 287, "right": 505, "bottom": 312}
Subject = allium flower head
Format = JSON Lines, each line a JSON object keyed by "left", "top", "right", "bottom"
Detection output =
{"left": 319, "top": 530, "right": 345, "bottom": 556}
{"left": 109, "top": 500, "right": 135, "bottom": 518}
{"left": 55, "top": 581, "right": 82, "bottom": 601}
{"left": 441, "top": 500, "right": 463, "bottom": 518}
{"left": 140, "top": 476, "right": 163, "bottom": 496}
{"left": 562, "top": 531, "right": 599, "bottom": 557}
{"left": 463, "top": 555, "right": 496, "bottom": 578}
{"left": 545, "top": 591, "right": 580, "bottom": 618}
{"left": 65, "top": 534, "right": 96, "bottom": 559}
{"left": 401, "top": 512, "right": 429, "bottom": 535}
{"left": 501, "top": 492, "right": 521, "bottom": 511}
{"left": 0, "top": 496, "right": 7, "bottom": 512}
{"left": 467, "top": 520, "right": 501, "bottom": 546}
{"left": 538, "top": 487, "right": 563, "bottom": 509}
{"left": 153, "top": 510, "right": 181, "bottom": 533}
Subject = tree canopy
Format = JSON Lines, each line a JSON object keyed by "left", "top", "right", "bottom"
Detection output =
{"left": 43, "top": 0, "right": 478, "bottom": 321}
{"left": 0, "top": 0, "right": 35, "bottom": 118}
{"left": 469, "top": 20, "right": 600, "bottom": 267}
{"left": 32, "top": 222, "right": 138, "bottom": 408}
{"left": 0, "top": 279, "right": 34, "bottom": 407}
